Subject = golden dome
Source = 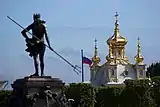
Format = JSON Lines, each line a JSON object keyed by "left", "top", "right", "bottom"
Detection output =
{"left": 135, "top": 56, "right": 144, "bottom": 64}
{"left": 106, "top": 55, "right": 112, "bottom": 63}
{"left": 134, "top": 37, "right": 144, "bottom": 64}
{"left": 92, "top": 56, "right": 101, "bottom": 64}
{"left": 92, "top": 39, "right": 101, "bottom": 65}
{"left": 107, "top": 12, "right": 127, "bottom": 46}
{"left": 105, "top": 12, "right": 129, "bottom": 64}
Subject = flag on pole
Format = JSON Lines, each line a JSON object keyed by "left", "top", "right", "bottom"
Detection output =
{"left": 81, "top": 49, "right": 92, "bottom": 82}
{"left": 82, "top": 56, "right": 92, "bottom": 66}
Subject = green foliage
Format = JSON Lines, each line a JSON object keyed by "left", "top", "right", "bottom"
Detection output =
{"left": 120, "top": 79, "right": 156, "bottom": 107}
{"left": 64, "top": 83, "right": 80, "bottom": 107}
{"left": 95, "top": 86, "right": 123, "bottom": 107}
{"left": 151, "top": 76, "right": 160, "bottom": 107}
{"left": 3, "top": 78, "right": 160, "bottom": 107}
{"left": 147, "top": 62, "right": 160, "bottom": 77}
{"left": 65, "top": 81, "right": 156, "bottom": 107}
{"left": 64, "top": 83, "right": 95, "bottom": 107}
{"left": 0, "top": 90, "right": 12, "bottom": 107}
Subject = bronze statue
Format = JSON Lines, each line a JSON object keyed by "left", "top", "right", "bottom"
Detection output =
{"left": 25, "top": 85, "right": 74, "bottom": 107}
{"left": 21, "top": 13, "right": 52, "bottom": 76}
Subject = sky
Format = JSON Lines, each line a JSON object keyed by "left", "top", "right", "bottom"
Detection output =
{"left": 0, "top": 0, "right": 160, "bottom": 89}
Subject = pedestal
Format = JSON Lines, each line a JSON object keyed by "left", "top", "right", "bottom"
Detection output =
{"left": 9, "top": 76, "right": 65, "bottom": 107}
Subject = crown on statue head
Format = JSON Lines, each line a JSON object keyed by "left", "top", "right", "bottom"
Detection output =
{"left": 33, "top": 13, "right": 40, "bottom": 20}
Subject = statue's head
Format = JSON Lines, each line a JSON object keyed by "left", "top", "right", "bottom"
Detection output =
{"left": 45, "top": 85, "right": 51, "bottom": 90}
{"left": 33, "top": 13, "right": 40, "bottom": 21}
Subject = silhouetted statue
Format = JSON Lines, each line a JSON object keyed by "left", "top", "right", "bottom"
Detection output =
{"left": 21, "top": 13, "right": 52, "bottom": 76}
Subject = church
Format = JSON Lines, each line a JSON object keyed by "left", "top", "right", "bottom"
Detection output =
{"left": 89, "top": 12, "right": 146, "bottom": 86}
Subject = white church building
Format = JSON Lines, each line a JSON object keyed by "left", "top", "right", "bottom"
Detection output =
{"left": 89, "top": 13, "right": 146, "bottom": 87}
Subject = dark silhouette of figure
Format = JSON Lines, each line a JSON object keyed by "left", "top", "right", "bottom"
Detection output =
{"left": 21, "top": 13, "right": 52, "bottom": 76}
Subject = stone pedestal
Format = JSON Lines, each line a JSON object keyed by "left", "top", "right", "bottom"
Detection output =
{"left": 9, "top": 76, "right": 65, "bottom": 107}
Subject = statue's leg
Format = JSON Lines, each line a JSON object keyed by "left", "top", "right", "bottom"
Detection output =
{"left": 45, "top": 96, "right": 49, "bottom": 107}
{"left": 39, "top": 48, "right": 45, "bottom": 76}
{"left": 33, "top": 55, "right": 39, "bottom": 76}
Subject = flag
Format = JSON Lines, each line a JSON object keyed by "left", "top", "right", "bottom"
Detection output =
{"left": 82, "top": 56, "right": 92, "bottom": 65}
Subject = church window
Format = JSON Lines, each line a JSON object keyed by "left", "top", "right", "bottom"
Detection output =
{"left": 118, "top": 50, "right": 121, "bottom": 56}
{"left": 111, "top": 69, "right": 114, "bottom": 75}
{"left": 124, "top": 70, "right": 128, "bottom": 76}
{"left": 140, "top": 70, "right": 143, "bottom": 76}
{"left": 112, "top": 50, "right": 115, "bottom": 56}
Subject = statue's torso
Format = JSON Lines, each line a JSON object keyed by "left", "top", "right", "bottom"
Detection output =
{"left": 31, "top": 22, "right": 46, "bottom": 42}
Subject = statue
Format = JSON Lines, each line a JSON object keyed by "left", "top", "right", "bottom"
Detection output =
{"left": 26, "top": 93, "right": 37, "bottom": 107}
{"left": 21, "top": 13, "right": 53, "bottom": 76}
{"left": 25, "top": 85, "right": 75, "bottom": 107}
{"left": 7, "top": 14, "right": 75, "bottom": 107}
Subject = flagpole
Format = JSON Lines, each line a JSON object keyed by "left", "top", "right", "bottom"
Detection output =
{"left": 81, "top": 49, "right": 84, "bottom": 82}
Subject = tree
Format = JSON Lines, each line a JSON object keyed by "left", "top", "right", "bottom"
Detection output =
{"left": 146, "top": 62, "right": 160, "bottom": 77}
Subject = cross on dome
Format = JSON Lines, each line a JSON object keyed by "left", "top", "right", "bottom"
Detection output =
{"left": 114, "top": 12, "right": 119, "bottom": 21}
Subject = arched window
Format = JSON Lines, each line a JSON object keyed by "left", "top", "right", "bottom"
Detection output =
{"left": 140, "top": 70, "right": 143, "bottom": 76}
{"left": 118, "top": 50, "right": 121, "bottom": 56}
{"left": 111, "top": 69, "right": 114, "bottom": 75}
{"left": 112, "top": 50, "right": 115, "bottom": 56}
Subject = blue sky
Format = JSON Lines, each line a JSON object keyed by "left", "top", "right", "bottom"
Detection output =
{"left": 0, "top": 0, "right": 160, "bottom": 89}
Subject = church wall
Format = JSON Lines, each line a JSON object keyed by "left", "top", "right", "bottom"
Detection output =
{"left": 90, "top": 64, "right": 138, "bottom": 86}
{"left": 116, "top": 64, "right": 137, "bottom": 82}
{"left": 90, "top": 66, "right": 108, "bottom": 86}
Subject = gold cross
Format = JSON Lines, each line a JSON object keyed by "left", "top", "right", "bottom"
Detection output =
{"left": 94, "top": 38, "right": 97, "bottom": 43}
{"left": 94, "top": 38, "right": 97, "bottom": 46}
{"left": 115, "top": 12, "right": 119, "bottom": 20}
